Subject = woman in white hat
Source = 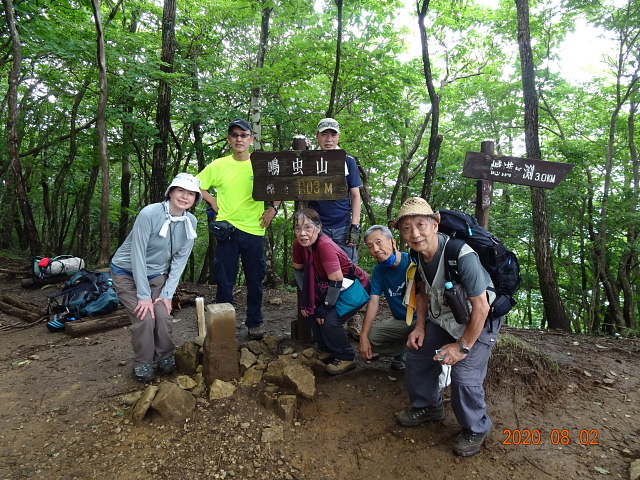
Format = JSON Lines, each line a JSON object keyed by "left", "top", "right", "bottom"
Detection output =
{"left": 110, "top": 173, "right": 202, "bottom": 382}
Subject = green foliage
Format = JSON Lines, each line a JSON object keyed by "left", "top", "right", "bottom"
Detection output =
{"left": 1, "top": 0, "right": 639, "bottom": 334}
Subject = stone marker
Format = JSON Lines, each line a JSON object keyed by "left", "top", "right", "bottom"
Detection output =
{"left": 195, "top": 297, "right": 206, "bottom": 337}
{"left": 203, "top": 303, "right": 239, "bottom": 385}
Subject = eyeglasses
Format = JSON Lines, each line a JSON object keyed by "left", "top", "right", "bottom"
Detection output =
{"left": 294, "top": 224, "right": 316, "bottom": 234}
{"left": 229, "top": 133, "right": 252, "bottom": 139}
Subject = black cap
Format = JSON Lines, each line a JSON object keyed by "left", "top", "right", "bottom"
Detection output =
{"left": 228, "top": 118, "right": 252, "bottom": 133}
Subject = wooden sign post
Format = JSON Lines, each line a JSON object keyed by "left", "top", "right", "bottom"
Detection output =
{"left": 251, "top": 148, "right": 349, "bottom": 341}
{"left": 463, "top": 148, "right": 575, "bottom": 230}
{"left": 251, "top": 149, "right": 348, "bottom": 201}
{"left": 463, "top": 151, "right": 575, "bottom": 189}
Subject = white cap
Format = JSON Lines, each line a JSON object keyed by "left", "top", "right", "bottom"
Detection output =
{"left": 164, "top": 173, "right": 203, "bottom": 204}
{"left": 317, "top": 118, "right": 340, "bottom": 133}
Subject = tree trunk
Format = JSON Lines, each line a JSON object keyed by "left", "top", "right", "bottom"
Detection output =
{"left": 250, "top": 4, "right": 272, "bottom": 151}
{"left": 118, "top": 10, "right": 138, "bottom": 246}
{"left": 150, "top": 0, "right": 177, "bottom": 202}
{"left": 3, "top": 0, "right": 42, "bottom": 255}
{"left": 387, "top": 112, "right": 431, "bottom": 222}
{"left": 514, "top": 0, "right": 571, "bottom": 331}
{"left": 91, "top": 0, "right": 112, "bottom": 267}
{"left": 417, "top": 0, "right": 441, "bottom": 203}
{"left": 326, "top": 0, "right": 343, "bottom": 118}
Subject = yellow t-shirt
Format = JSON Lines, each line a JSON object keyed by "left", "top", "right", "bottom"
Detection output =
{"left": 197, "top": 154, "right": 265, "bottom": 236}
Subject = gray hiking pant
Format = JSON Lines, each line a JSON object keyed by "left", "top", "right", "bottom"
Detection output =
{"left": 404, "top": 317, "right": 501, "bottom": 434}
{"left": 368, "top": 316, "right": 415, "bottom": 358}
{"left": 111, "top": 272, "right": 175, "bottom": 368}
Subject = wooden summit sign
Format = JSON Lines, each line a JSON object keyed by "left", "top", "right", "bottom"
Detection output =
{"left": 251, "top": 149, "right": 348, "bottom": 201}
{"left": 463, "top": 151, "right": 575, "bottom": 189}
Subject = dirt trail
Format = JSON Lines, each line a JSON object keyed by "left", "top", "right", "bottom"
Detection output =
{"left": 0, "top": 263, "right": 638, "bottom": 479}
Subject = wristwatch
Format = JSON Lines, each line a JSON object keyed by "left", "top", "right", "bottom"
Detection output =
{"left": 457, "top": 339, "right": 471, "bottom": 354}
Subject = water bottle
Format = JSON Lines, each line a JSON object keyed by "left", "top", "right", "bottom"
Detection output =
{"left": 443, "top": 281, "right": 471, "bottom": 325}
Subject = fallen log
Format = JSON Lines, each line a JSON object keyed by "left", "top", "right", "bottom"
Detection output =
{"left": 0, "top": 301, "right": 43, "bottom": 323}
{"left": 1, "top": 293, "right": 46, "bottom": 316}
{"left": 65, "top": 310, "right": 131, "bottom": 336}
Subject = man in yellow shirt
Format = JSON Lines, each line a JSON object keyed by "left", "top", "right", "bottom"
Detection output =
{"left": 197, "top": 119, "right": 281, "bottom": 340}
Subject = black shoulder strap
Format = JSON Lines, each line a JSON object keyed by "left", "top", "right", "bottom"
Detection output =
{"left": 444, "top": 237, "right": 466, "bottom": 283}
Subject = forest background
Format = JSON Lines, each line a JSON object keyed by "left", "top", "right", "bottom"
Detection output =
{"left": 1, "top": 0, "right": 638, "bottom": 336}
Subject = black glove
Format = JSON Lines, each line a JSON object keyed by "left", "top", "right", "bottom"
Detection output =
{"left": 347, "top": 224, "right": 361, "bottom": 245}
{"left": 315, "top": 303, "right": 332, "bottom": 319}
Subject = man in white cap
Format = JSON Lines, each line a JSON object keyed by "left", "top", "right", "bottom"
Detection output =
{"left": 392, "top": 197, "right": 500, "bottom": 458}
{"left": 309, "top": 118, "right": 362, "bottom": 263}
{"left": 310, "top": 118, "right": 364, "bottom": 339}
{"left": 197, "top": 119, "right": 281, "bottom": 340}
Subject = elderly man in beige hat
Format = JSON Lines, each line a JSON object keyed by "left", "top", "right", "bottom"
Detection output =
{"left": 392, "top": 197, "right": 500, "bottom": 458}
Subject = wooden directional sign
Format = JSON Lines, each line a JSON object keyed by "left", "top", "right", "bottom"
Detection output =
{"left": 251, "top": 149, "right": 348, "bottom": 201}
{"left": 463, "top": 151, "right": 575, "bottom": 189}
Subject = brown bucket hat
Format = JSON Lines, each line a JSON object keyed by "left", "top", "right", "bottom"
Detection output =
{"left": 391, "top": 197, "right": 441, "bottom": 229}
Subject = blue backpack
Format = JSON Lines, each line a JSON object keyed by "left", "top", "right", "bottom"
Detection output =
{"left": 47, "top": 269, "right": 120, "bottom": 331}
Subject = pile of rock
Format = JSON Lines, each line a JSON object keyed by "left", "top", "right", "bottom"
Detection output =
{"left": 125, "top": 302, "right": 326, "bottom": 426}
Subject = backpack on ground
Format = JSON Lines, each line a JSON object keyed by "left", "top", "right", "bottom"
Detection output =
{"left": 46, "top": 269, "right": 120, "bottom": 331}
{"left": 32, "top": 255, "right": 85, "bottom": 279}
{"left": 437, "top": 209, "right": 521, "bottom": 320}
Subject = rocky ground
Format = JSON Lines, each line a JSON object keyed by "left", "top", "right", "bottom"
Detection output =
{"left": 0, "top": 258, "right": 639, "bottom": 480}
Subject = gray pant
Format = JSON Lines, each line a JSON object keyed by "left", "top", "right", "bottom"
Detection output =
{"left": 368, "top": 317, "right": 415, "bottom": 358}
{"left": 111, "top": 272, "right": 175, "bottom": 368}
{"left": 404, "top": 317, "right": 501, "bottom": 434}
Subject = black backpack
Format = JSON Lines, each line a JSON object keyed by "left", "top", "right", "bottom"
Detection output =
{"left": 437, "top": 209, "right": 521, "bottom": 319}
{"left": 47, "top": 269, "right": 120, "bottom": 322}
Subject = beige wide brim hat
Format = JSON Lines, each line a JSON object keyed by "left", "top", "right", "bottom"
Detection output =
{"left": 391, "top": 197, "right": 440, "bottom": 229}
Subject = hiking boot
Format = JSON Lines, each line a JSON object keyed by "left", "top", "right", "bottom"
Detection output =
{"left": 134, "top": 364, "right": 155, "bottom": 383}
{"left": 325, "top": 358, "right": 356, "bottom": 375}
{"left": 318, "top": 351, "right": 335, "bottom": 364}
{"left": 395, "top": 404, "right": 445, "bottom": 427}
{"left": 158, "top": 356, "right": 176, "bottom": 375}
{"left": 453, "top": 429, "right": 489, "bottom": 457}
{"left": 345, "top": 315, "right": 362, "bottom": 340}
{"left": 390, "top": 354, "right": 406, "bottom": 370}
{"left": 248, "top": 326, "right": 265, "bottom": 340}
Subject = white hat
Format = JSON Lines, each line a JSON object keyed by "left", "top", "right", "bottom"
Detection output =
{"left": 164, "top": 173, "right": 203, "bottom": 204}
{"left": 317, "top": 118, "right": 340, "bottom": 133}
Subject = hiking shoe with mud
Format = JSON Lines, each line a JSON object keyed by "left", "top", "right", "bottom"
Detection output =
{"left": 134, "top": 364, "right": 155, "bottom": 383}
{"left": 325, "top": 358, "right": 356, "bottom": 375}
{"left": 453, "top": 429, "right": 489, "bottom": 457}
{"left": 158, "top": 356, "right": 176, "bottom": 374}
{"left": 248, "top": 326, "right": 265, "bottom": 340}
{"left": 396, "top": 404, "right": 444, "bottom": 427}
